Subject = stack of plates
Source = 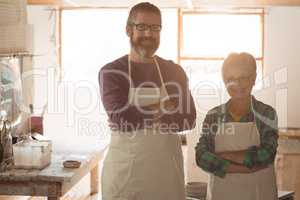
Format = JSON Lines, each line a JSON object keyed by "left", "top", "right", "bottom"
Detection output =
{"left": 0, "top": 0, "right": 27, "bottom": 26}
{"left": 0, "top": 0, "right": 18, "bottom": 26}
{"left": 186, "top": 182, "right": 207, "bottom": 200}
{"left": 0, "top": 24, "right": 33, "bottom": 54}
{"left": 0, "top": 0, "right": 30, "bottom": 54}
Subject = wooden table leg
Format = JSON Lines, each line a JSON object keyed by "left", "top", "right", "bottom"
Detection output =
{"left": 90, "top": 164, "right": 99, "bottom": 195}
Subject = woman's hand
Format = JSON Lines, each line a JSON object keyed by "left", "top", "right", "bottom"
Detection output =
{"left": 218, "top": 150, "right": 270, "bottom": 174}
{"left": 226, "top": 163, "right": 250, "bottom": 174}
{"left": 248, "top": 165, "right": 269, "bottom": 173}
{"left": 226, "top": 163, "right": 269, "bottom": 174}
{"left": 217, "top": 150, "right": 248, "bottom": 165}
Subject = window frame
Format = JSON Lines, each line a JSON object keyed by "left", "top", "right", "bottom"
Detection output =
{"left": 177, "top": 9, "right": 265, "bottom": 74}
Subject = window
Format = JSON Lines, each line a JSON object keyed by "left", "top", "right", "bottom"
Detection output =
{"left": 179, "top": 11, "right": 264, "bottom": 91}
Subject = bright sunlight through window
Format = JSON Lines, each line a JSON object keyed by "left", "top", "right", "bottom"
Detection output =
{"left": 179, "top": 12, "right": 263, "bottom": 92}
{"left": 182, "top": 14, "right": 262, "bottom": 58}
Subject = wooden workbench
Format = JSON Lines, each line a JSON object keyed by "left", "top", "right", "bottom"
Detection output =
{"left": 0, "top": 151, "right": 103, "bottom": 200}
{"left": 276, "top": 128, "right": 300, "bottom": 200}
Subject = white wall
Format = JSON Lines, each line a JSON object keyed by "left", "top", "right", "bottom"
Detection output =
{"left": 27, "top": 6, "right": 57, "bottom": 108}
{"left": 257, "top": 6, "right": 300, "bottom": 128}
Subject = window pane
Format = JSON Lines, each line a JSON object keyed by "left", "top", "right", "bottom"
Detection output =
{"left": 181, "top": 14, "right": 262, "bottom": 58}
{"left": 62, "top": 9, "right": 178, "bottom": 82}
{"left": 157, "top": 9, "right": 178, "bottom": 61}
{"left": 62, "top": 9, "right": 129, "bottom": 82}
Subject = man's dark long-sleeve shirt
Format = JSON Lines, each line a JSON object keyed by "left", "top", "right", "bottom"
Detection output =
{"left": 99, "top": 55, "right": 196, "bottom": 132}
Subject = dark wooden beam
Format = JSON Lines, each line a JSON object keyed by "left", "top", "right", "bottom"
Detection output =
{"left": 27, "top": 0, "right": 63, "bottom": 5}
{"left": 27, "top": 0, "right": 300, "bottom": 7}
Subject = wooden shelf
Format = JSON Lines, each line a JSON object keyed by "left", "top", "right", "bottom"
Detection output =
{"left": 27, "top": 0, "right": 62, "bottom": 5}
{"left": 279, "top": 128, "right": 300, "bottom": 139}
{"left": 0, "top": 52, "right": 33, "bottom": 58}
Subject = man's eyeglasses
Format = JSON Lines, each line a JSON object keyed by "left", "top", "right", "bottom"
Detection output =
{"left": 130, "top": 23, "right": 162, "bottom": 32}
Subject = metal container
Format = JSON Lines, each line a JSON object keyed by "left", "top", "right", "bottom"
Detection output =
{"left": 13, "top": 139, "right": 52, "bottom": 169}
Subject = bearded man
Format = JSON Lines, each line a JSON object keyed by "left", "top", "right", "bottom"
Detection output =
{"left": 98, "top": 2, "right": 196, "bottom": 200}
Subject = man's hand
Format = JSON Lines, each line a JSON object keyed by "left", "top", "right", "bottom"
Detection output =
{"left": 107, "top": 119, "right": 118, "bottom": 131}
{"left": 140, "top": 99, "right": 177, "bottom": 130}
{"left": 149, "top": 99, "right": 177, "bottom": 123}
{"left": 144, "top": 102, "right": 160, "bottom": 111}
{"left": 106, "top": 100, "right": 178, "bottom": 131}
{"left": 162, "top": 99, "right": 177, "bottom": 112}
{"left": 143, "top": 99, "right": 176, "bottom": 112}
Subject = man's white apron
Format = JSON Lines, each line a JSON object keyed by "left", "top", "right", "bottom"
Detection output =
{"left": 207, "top": 121, "right": 277, "bottom": 200}
{"left": 101, "top": 56, "right": 185, "bottom": 200}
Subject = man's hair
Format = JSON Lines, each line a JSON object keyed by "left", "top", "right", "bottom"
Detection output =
{"left": 222, "top": 52, "right": 257, "bottom": 77}
{"left": 126, "top": 2, "right": 162, "bottom": 26}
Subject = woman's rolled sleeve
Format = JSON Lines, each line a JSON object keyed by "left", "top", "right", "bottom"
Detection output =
{"left": 195, "top": 113, "right": 230, "bottom": 178}
{"left": 244, "top": 108, "right": 279, "bottom": 167}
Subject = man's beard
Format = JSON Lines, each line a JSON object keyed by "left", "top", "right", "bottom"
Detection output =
{"left": 130, "top": 36, "right": 159, "bottom": 58}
